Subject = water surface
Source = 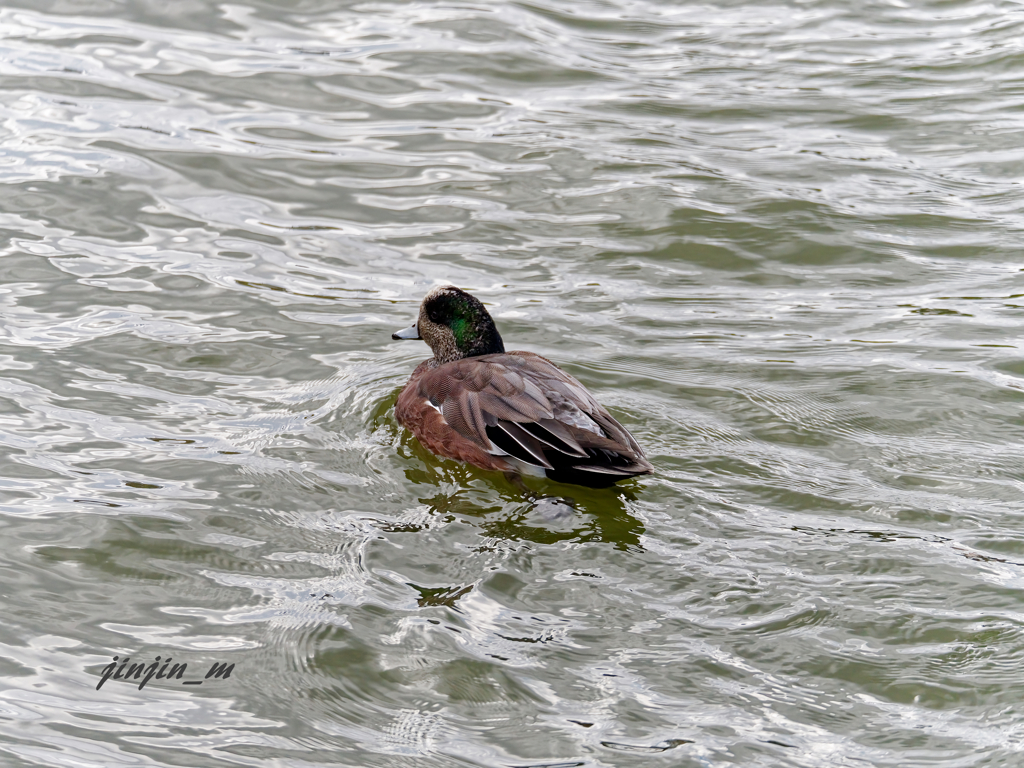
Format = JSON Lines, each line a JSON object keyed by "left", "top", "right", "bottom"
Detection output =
{"left": 1, "top": 0, "right": 1023, "bottom": 766}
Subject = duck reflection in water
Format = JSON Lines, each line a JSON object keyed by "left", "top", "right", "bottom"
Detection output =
{"left": 407, "top": 477, "right": 645, "bottom": 552}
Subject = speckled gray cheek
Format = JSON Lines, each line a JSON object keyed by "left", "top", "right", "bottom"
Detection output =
{"left": 418, "top": 306, "right": 460, "bottom": 366}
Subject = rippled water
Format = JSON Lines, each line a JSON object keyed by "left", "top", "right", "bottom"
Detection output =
{"left": 2, "top": 0, "right": 1023, "bottom": 765}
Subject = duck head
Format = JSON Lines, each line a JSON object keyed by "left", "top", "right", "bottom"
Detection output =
{"left": 392, "top": 285, "right": 505, "bottom": 365}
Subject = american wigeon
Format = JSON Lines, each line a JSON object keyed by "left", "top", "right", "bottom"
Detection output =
{"left": 392, "top": 286, "right": 653, "bottom": 487}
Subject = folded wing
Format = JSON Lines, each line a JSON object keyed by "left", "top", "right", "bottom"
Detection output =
{"left": 412, "top": 352, "right": 652, "bottom": 486}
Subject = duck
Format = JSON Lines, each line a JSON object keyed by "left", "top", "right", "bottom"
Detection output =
{"left": 391, "top": 286, "right": 653, "bottom": 487}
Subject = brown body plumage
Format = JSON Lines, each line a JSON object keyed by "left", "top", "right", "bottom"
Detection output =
{"left": 392, "top": 286, "right": 653, "bottom": 487}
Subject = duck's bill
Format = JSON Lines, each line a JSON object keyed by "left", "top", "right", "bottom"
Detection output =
{"left": 392, "top": 323, "right": 421, "bottom": 340}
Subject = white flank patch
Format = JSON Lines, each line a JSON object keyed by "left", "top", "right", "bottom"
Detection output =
{"left": 425, "top": 400, "right": 446, "bottom": 421}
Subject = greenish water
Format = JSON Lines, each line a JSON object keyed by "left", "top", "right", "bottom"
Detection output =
{"left": 1, "top": 0, "right": 1023, "bottom": 765}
